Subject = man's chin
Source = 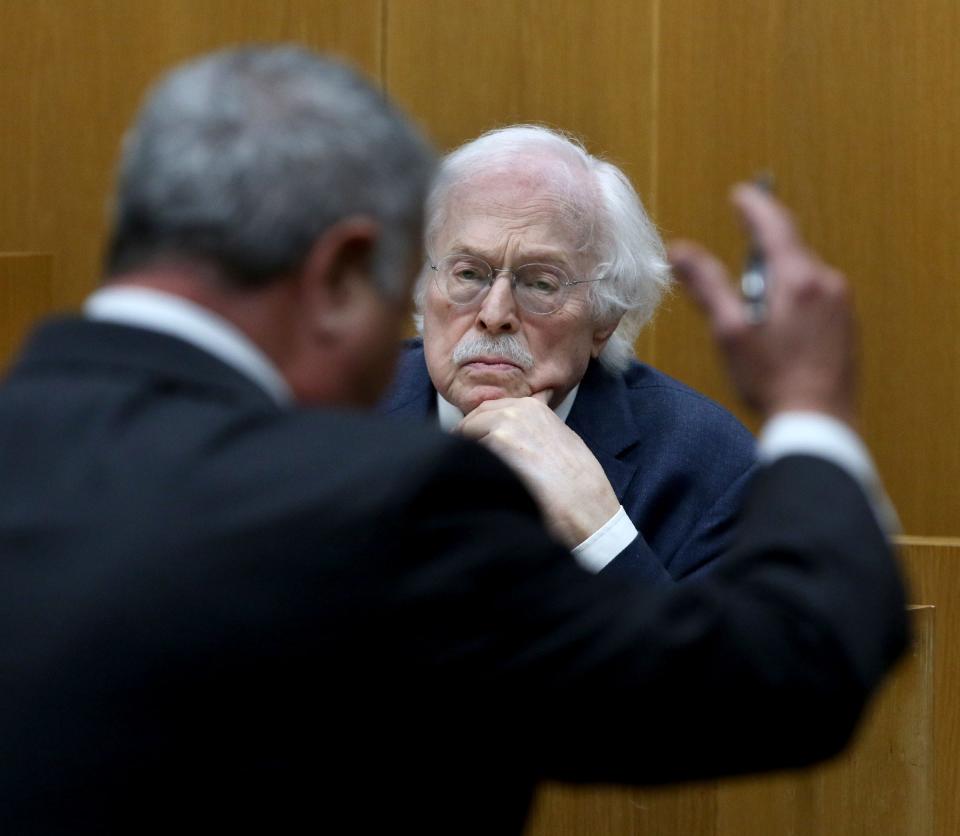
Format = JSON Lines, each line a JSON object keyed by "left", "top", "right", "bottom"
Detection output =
{"left": 454, "top": 384, "right": 529, "bottom": 415}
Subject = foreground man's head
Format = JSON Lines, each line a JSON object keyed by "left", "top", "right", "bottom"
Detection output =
{"left": 418, "top": 125, "right": 670, "bottom": 413}
{"left": 105, "top": 46, "right": 435, "bottom": 406}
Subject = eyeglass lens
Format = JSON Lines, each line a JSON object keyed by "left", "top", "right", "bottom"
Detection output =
{"left": 435, "top": 254, "right": 569, "bottom": 314}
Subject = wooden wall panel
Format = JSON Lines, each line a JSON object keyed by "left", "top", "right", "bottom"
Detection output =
{"left": 0, "top": 253, "right": 54, "bottom": 368}
{"left": 385, "top": 0, "right": 659, "bottom": 357}
{"left": 0, "top": 0, "right": 382, "bottom": 316}
{"left": 654, "top": 0, "right": 960, "bottom": 534}
{"left": 898, "top": 539, "right": 960, "bottom": 836}
{"left": 645, "top": 0, "right": 777, "bottom": 432}
{"left": 528, "top": 562, "right": 941, "bottom": 836}
{"left": 714, "top": 604, "right": 934, "bottom": 836}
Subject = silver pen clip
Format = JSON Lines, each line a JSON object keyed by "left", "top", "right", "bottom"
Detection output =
{"left": 741, "top": 172, "right": 775, "bottom": 324}
{"left": 741, "top": 245, "right": 767, "bottom": 324}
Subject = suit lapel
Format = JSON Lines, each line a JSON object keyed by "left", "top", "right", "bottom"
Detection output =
{"left": 566, "top": 361, "right": 641, "bottom": 503}
{"left": 379, "top": 338, "right": 436, "bottom": 419}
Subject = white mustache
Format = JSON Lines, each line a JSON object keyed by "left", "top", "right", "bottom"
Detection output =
{"left": 452, "top": 334, "right": 534, "bottom": 370}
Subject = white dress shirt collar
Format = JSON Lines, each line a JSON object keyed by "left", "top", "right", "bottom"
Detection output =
{"left": 83, "top": 285, "right": 294, "bottom": 406}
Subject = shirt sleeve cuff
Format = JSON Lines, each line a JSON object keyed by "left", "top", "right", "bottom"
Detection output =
{"left": 758, "top": 411, "right": 901, "bottom": 535}
{"left": 571, "top": 506, "right": 639, "bottom": 573}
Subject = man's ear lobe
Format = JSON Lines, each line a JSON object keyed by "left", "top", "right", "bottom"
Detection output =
{"left": 591, "top": 319, "right": 620, "bottom": 358}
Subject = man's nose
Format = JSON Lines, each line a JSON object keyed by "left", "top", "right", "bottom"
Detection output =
{"left": 476, "top": 272, "right": 520, "bottom": 333}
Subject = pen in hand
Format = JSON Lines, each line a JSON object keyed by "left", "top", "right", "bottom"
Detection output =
{"left": 741, "top": 172, "right": 775, "bottom": 323}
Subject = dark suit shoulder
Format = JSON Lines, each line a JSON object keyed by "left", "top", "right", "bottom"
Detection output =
{"left": 277, "top": 407, "right": 527, "bottom": 497}
{"left": 179, "top": 405, "right": 545, "bottom": 551}
{"left": 574, "top": 357, "right": 754, "bottom": 474}
{"left": 618, "top": 360, "right": 753, "bottom": 441}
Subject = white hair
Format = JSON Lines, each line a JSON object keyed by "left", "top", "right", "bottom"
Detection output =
{"left": 415, "top": 125, "right": 671, "bottom": 371}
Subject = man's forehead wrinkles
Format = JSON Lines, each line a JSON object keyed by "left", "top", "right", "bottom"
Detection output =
{"left": 446, "top": 207, "right": 582, "bottom": 259}
{"left": 447, "top": 239, "right": 571, "bottom": 266}
{"left": 470, "top": 190, "right": 584, "bottom": 223}
{"left": 450, "top": 169, "right": 586, "bottom": 215}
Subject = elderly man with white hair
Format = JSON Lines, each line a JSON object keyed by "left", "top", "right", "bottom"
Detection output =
{"left": 382, "top": 125, "right": 756, "bottom": 582}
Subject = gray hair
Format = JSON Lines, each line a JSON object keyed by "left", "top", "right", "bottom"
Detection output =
{"left": 416, "top": 125, "right": 671, "bottom": 371}
{"left": 106, "top": 45, "right": 435, "bottom": 297}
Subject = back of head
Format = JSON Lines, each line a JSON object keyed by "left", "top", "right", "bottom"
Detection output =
{"left": 420, "top": 125, "right": 671, "bottom": 370}
{"left": 106, "top": 45, "right": 436, "bottom": 297}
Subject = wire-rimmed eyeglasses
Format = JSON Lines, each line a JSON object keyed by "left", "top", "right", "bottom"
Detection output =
{"left": 428, "top": 253, "right": 605, "bottom": 316}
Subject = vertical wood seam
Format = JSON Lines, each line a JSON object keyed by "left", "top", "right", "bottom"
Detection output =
{"left": 647, "top": 0, "right": 662, "bottom": 365}
{"left": 379, "top": 0, "right": 389, "bottom": 92}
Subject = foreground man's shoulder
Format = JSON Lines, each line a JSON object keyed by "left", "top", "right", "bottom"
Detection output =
{"left": 279, "top": 407, "right": 530, "bottom": 495}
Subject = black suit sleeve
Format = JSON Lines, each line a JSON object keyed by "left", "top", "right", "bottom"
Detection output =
{"left": 399, "top": 446, "right": 908, "bottom": 785}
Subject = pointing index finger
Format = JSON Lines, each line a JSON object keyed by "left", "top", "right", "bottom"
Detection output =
{"left": 731, "top": 182, "right": 803, "bottom": 259}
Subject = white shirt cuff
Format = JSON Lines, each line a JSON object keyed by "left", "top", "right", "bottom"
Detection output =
{"left": 571, "top": 506, "right": 638, "bottom": 573}
{"left": 757, "top": 411, "right": 900, "bottom": 534}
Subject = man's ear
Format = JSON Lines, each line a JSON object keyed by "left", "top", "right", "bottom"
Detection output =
{"left": 298, "top": 217, "right": 381, "bottom": 339}
{"left": 590, "top": 318, "right": 620, "bottom": 358}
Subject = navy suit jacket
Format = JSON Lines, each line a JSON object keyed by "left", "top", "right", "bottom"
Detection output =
{"left": 381, "top": 339, "right": 758, "bottom": 583}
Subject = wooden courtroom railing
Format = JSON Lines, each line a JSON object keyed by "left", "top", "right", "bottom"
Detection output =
{"left": 0, "top": 253, "right": 54, "bottom": 368}
{"left": 527, "top": 540, "right": 953, "bottom": 835}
